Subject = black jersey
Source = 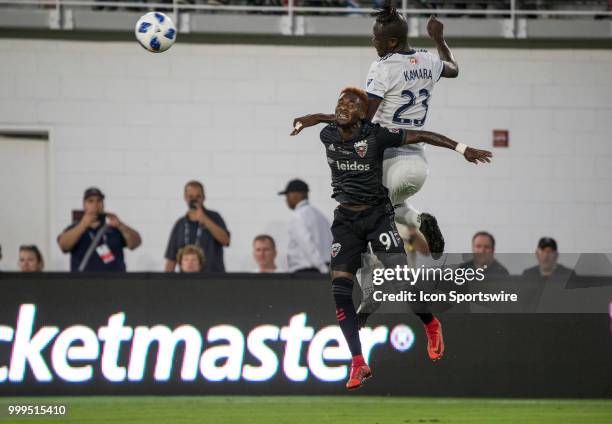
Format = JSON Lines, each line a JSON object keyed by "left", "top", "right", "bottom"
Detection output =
{"left": 320, "top": 122, "right": 404, "bottom": 206}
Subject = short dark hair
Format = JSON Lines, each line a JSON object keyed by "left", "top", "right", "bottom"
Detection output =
{"left": 253, "top": 234, "right": 276, "bottom": 250}
{"left": 19, "top": 245, "right": 44, "bottom": 269}
{"left": 184, "top": 180, "right": 204, "bottom": 195}
{"left": 472, "top": 231, "right": 495, "bottom": 249}
{"left": 373, "top": 0, "right": 408, "bottom": 46}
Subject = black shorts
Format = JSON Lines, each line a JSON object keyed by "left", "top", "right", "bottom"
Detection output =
{"left": 330, "top": 202, "right": 405, "bottom": 274}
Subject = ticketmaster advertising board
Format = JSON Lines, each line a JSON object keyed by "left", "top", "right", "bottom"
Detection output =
{"left": 1, "top": 271, "right": 610, "bottom": 398}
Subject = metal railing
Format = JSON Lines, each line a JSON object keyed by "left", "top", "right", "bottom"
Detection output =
{"left": 1, "top": 0, "right": 611, "bottom": 37}
{"left": 2, "top": 0, "right": 611, "bottom": 15}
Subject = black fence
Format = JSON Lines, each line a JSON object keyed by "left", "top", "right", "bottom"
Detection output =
{"left": 0, "top": 273, "right": 610, "bottom": 398}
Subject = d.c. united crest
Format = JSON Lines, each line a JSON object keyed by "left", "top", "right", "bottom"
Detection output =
{"left": 331, "top": 243, "right": 342, "bottom": 258}
{"left": 354, "top": 140, "right": 368, "bottom": 158}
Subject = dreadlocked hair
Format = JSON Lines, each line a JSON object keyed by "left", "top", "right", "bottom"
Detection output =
{"left": 373, "top": 0, "right": 408, "bottom": 48}
{"left": 373, "top": 0, "right": 402, "bottom": 25}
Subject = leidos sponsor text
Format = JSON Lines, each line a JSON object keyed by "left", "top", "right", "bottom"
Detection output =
{"left": 0, "top": 305, "right": 413, "bottom": 384}
{"left": 335, "top": 161, "right": 371, "bottom": 171}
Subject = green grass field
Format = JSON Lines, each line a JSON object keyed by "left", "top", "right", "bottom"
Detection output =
{"left": 1, "top": 396, "right": 611, "bottom": 424}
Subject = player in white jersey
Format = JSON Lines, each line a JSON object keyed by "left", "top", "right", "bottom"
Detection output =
{"left": 293, "top": 6, "right": 458, "bottom": 259}
{"left": 365, "top": 5, "right": 459, "bottom": 258}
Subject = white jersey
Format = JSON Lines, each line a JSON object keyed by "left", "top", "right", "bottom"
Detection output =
{"left": 366, "top": 49, "right": 444, "bottom": 157}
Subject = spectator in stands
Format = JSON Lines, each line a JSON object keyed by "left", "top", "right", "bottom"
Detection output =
{"left": 165, "top": 180, "right": 230, "bottom": 273}
{"left": 522, "top": 237, "right": 575, "bottom": 281}
{"left": 177, "top": 244, "right": 205, "bottom": 273}
{"left": 18, "top": 245, "right": 44, "bottom": 272}
{"left": 278, "top": 179, "right": 332, "bottom": 273}
{"left": 57, "top": 187, "right": 141, "bottom": 272}
{"left": 461, "top": 231, "right": 509, "bottom": 276}
{"left": 253, "top": 234, "right": 281, "bottom": 273}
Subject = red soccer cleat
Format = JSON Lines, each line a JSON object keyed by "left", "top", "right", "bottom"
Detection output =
{"left": 425, "top": 318, "right": 444, "bottom": 361}
{"left": 346, "top": 362, "right": 372, "bottom": 391}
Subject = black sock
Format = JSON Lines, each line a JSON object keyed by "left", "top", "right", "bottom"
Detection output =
{"left": 332, "top": 277, "right": 362, "bottom": 356}
{"left": 416, "top": 312, "right": 434, "bottom": 325}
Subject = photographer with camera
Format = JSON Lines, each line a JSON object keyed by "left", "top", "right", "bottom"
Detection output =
{"left": 57, "top": 187, "right": 142, "bottom": 272}
{"left": 164, "top": 180, "right": 230, "bottom": 273}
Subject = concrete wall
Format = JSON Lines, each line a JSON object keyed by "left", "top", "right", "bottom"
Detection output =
{"left": 1, "top": 39, "right": 611, "bottom": 271}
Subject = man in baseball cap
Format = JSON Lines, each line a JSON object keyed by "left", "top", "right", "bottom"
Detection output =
{"left": 522, "top": 237, "right": 574, "bottom": 281}
{"left": 278, "top": 178, "right": 309, "bottom": 195}
{"left": 537, "top": 237, "right": 557, "bottom": 252}
{"left": 278, "top": 179, "right": 310, "bottom": 213}
{"left": 278, "top": 178, "right": 332, "bottom": 273}
{"left": 57, "top": 187, "right": 141, "bottom": 271}
{"left": 83, "top": 187, "right": 105, "bottom": 201}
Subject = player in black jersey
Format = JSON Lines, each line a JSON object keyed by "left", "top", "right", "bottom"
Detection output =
{"left": 291, "top": 87, "right": 491, "bottom": 390}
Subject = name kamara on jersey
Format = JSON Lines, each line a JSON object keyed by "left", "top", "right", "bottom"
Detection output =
{"left": 404, "top": 68, "right": 433, "bottom": 81}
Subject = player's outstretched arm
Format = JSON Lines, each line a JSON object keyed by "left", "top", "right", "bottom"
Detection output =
{"left": 427, "top": 15, "right": 459, "bottom": 78}
{"left": 290, "top": 113, "right": 336, "bottom": 135}
{"left": 403, "top": 130, "right": 492, "bottom": 164}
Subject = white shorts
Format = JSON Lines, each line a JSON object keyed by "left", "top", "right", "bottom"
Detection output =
{"left": 382, "top": 151, "right": 429, "bottom": 205}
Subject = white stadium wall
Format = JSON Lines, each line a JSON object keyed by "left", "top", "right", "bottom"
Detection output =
{"left": 0, "top": 39, "right": 611, "bottom": 272}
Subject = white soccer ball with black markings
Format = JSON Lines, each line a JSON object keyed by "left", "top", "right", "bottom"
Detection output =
{"left": 135, "top": 12, "right": 177, "bottom": 53}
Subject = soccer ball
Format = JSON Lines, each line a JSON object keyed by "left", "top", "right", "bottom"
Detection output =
{"left": 135, "top": 12, "right": 177, "bottom": 53}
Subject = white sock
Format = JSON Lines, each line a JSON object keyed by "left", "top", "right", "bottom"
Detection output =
{"left": 394, "top": 201, "right": 421, "bottom": 229}
{"left": 355, "top": 251, "right": 383, "bottom": 314}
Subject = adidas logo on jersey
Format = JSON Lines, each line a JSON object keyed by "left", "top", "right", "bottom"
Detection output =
{"left": 328, "top": 144, "right": 336, "bottom": 151}
{"left": 335, "top": 161, "right": 370, "bottom": 171}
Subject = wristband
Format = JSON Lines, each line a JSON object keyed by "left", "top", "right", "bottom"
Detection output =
{"left": 455, "top": 143, "right": 467, "bottom": 155}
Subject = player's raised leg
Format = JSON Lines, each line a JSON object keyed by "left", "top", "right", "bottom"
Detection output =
{"left": 366, "top": 201, "right": 445, "bottom": 361}
{"left": 395, "top": 201, "right": 445, "bottom": 260}
{"left": 383, "top": 151, "right": 445, "bottom": 259}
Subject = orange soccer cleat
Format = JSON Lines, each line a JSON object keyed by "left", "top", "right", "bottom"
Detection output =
{"left": 346, "top": 361, "right": 372, "bottom": 391}
{"left": 425, "top": 318, "right": 445, "bottom": 361}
